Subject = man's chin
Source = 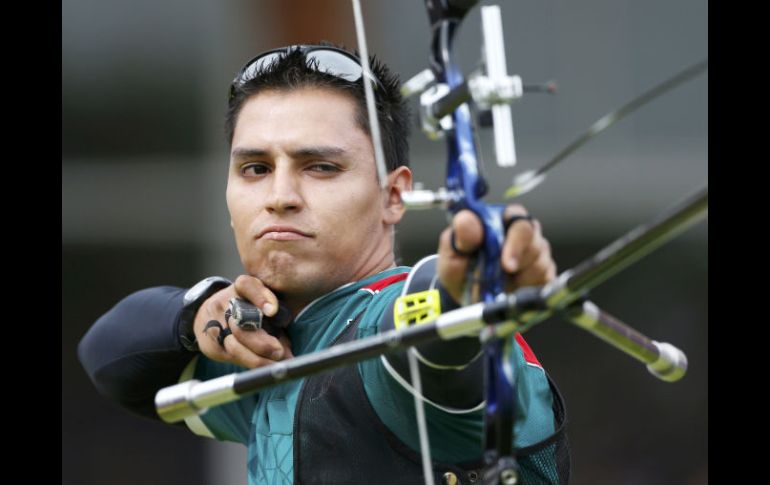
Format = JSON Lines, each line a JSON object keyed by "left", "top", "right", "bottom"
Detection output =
{"left": 245, "top": 253, "right": 301, "bottom": 288}
{"left": 250, "top": 266, "right": 314, "bottom": 295}
{"left": 265, "top": 269, "right": 346, "bottom": 302}
{"left": 251, "top": 270, "right": 297, "bottom": 293}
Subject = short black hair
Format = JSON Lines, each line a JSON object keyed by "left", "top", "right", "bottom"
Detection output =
{"left": 225, "top": 44, "right": 410, "bottom": 172}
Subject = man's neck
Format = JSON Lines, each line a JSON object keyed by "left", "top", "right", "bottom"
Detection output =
{"left": 281, "top": 261, "right": 399, "bottom": 319}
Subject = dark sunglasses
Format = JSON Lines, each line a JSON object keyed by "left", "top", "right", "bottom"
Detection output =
{"left": 228, "top": 45, "right": 383, "bottom": 102}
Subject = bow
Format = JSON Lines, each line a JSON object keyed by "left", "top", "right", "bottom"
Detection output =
{"left": 154, "top": 2, "right": 707, "bottom": 484}
{"left": 352, "top": 1, "right": 706, "bottom": 484}
{"left": 384, "top": 3, "right": 524, "bottom": 483}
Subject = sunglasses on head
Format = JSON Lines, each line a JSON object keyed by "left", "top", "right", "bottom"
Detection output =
{"left": 228, "top": 45, "right": 383, "bottom": 102}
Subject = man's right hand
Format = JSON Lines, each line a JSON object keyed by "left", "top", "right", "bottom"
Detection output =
{"left": 193, "top": 275, "right": 293, "bottom": 368}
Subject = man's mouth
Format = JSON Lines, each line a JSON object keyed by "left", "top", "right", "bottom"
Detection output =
{"left": 257, "top": 226, "right": 313, "bottom": 241}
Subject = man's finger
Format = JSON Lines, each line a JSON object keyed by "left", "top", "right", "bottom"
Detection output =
{"left": 502, "top": 219, "right": 544, "bottom": 274}
{"left": 234, "top": 275, "right": 280, "bottom": 317}
{"left": 221, "top": 328, "right": 289, "bottom": 368}
{"left": 197, "top": 320, "right": 233, "bottom": 363}
{"left": 501, "top": 205, "right": 536, "bottom": 272}
{"left": 230, "top": 324, "right": 288, "bottom": 360}
{"left": 450, "top": 209, "right": 484, "bottom": 255}
{"left": 509, "top": 241, "right": 556, "bottom": 289}
{"left": 437, "top": 210, "right": 484, "bottom": 302}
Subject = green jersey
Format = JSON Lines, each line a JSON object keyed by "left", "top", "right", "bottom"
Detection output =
{"left": 185, "top": 266, "right": 565, "bottom": 484}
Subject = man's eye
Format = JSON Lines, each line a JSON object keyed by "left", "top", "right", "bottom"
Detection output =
{"left": 242, "top": 164, "right": 269, "bottom": 176}
{"left": 308, "top": 163, "right": 340, "bottom": 173}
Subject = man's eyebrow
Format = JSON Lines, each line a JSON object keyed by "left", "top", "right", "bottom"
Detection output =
{"left": 231, "top": 148, "right": 268, "bottom": 159}
{"left": 290, "top": 146, "right": 347, "bottom": 159}
{"left": 230, "top": 146, "right": 348, "bottom": 160}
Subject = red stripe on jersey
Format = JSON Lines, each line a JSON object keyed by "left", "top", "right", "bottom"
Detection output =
{"left": 362, "top": 272, "right": 409, "bottom": 292}
{"left": 516, "top": 334, "right": 543, "bottom": 368}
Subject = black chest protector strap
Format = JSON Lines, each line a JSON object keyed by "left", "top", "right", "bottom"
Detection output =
{"left": 294, "top": 313, "right": 570, "bottom": 485}
{"left": 294, "top": 313, "right": 484, "bottom": 484}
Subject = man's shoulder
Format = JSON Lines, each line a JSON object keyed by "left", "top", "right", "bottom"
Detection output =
{"left": 353, "top": 268, "right": 411, "bottom": 331}
{"left": 357, "top": 271, "right": 409, "bottom": 296}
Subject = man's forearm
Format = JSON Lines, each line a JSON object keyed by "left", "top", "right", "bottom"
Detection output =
{"left": 78, "top": 286, "right": 195, "bottom": 420}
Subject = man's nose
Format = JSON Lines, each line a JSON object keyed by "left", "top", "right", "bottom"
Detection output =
{"left": 265, "top": 167, "right": 303, "bottom": 213}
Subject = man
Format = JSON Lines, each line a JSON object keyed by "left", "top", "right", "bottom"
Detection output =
{"left": 79, "top": 45, "right": 569, "bottom": 485}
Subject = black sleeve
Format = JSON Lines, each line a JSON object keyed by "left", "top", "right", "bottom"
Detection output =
{"left": 380, "top": 255, "right": 484, "bottom": 409}
{"left": 77, "top": 286, "right": 195, "bottom": 421}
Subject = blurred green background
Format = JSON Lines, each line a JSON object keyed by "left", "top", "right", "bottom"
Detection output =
{"left": 62, "top": 1, "right": 707, "bottom": 483}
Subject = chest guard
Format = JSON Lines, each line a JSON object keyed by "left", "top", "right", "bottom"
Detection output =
{"left": 294, "top": 314, "right": 570, "bottom": 485}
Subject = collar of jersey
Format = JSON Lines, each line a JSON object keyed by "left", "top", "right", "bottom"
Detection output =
{"left": 293, "top": 266, "right": 410, "bottom": 323}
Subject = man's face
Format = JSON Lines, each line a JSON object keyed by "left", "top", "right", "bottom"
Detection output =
{"left": 227, "top": 87, "right": 408, "bottom": 305}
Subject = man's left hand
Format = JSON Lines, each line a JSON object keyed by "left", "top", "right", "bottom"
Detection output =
{"left": 436, "top": 204, "right": 557, "bottom": 303}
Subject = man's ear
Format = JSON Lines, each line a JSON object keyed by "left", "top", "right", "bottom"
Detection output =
{"left": 382, "top": 166, "right": 412, "bottom": 225}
